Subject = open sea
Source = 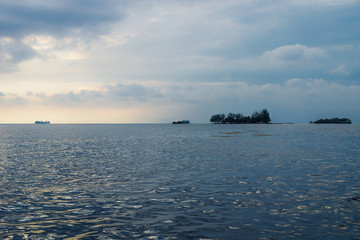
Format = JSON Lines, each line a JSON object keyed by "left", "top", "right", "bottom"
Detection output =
{"left": 0, "top": 123, "right": 359, "bottom": 240}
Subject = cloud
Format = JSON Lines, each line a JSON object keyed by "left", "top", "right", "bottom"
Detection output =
{"left": 0, "top": 0, "right": 126, "bottom": 38}
{"left": 329, "top": 64, "right": 350, "bottom": 75}
{"left": 1, "top": 79, "right": 359, "bottom": 123}
{"left": 0, "top": 37, "right": 37, "bottom": 72}
{"left": 28, "top": 83, "right": 164, "bottom": 107}
{"left": 21, "top": 34, "right": 89, "bottom": 61}
{"left": 0, "top": 92, "right": 28, "bottom": 105}
{"left": 0, "top": 1, "right": 126, "bottom": 71}
{"left": 0, "top": 1, "right": 359, "bottom": 123}
{"left": 290, "top": 0, "right": 359, "bottom": 7}
{"left": 260, "top": 44, "right": 327, "bottom": 69}
{"left": 2, "top": 0, "right": 359, "bottom": 82}
{"left": 162, "top": 78, "right": 360, "bottom": 123}
{"left": 45, "top": 90, "right": 102, "bottom": 105}
{"left": 106, "top": 83, "right": 164, "bottom": 102}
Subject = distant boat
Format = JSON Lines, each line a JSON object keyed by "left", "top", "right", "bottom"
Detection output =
{"left": 35, "top": 121, "right": 50, "bottom": 124}
{"left": 172, "top": 120, "right": 190, "bottom": 124}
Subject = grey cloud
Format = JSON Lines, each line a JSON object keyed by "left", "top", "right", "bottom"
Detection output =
{"left": 106, "top": 83, "right": 164, "bottom": 101}
{"left": 0, "top": 1, "right": 127, "bottom": 72}
{"left": 0, "top": 0, "right": 127, "bottom": 38}
{"left": 0, "top": 93, "right": 28, "bottom": 105}
{"left": 159, "top": 79, "right": 360, "bottom": 123}
{"left": 47, "top": 89, "right": 103, "bottom": 104}
{"left": 10, "top": 96, "right": 28, "bottom": 105}
{"left": 38, "top": 83, "right": 163, "bottom": 106}
{"left": 329, "top": 64, "right": 350, "bottom": 75}
{"left": 0, "top": 38, "right": 37, "bottom": 72}
{"left": 49, "top": 92, "right": 82, "bottom": 103}
{"left": 0, "top": 79, "right": 359, "bottom": 123}
{"left": 101, "top": 1, "right": 359, "bottom": 85}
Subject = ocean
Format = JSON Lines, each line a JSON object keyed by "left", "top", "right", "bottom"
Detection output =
{"left": 0, "top": 124, "right": 359, "bottom": 239}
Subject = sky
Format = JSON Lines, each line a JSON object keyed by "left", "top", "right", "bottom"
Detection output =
{"left": 0, "top": 0, "right": 359, "bottom": 123}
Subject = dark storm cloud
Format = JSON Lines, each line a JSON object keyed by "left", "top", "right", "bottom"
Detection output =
{"left": 0, "top": 0, "right": 127, "bottom": 37}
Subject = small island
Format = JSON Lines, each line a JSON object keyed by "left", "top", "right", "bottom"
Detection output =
{"left": 172, "top": 120, "right": 190, "bottom": 124}
{"left": 210, "top": 109, "right": 271, "bottom": 124}
{"left": 311, "top": 118, "right": 351, "bottom": 124}
{"left": 35, "top": 121, "right": 50, "bottom": 124}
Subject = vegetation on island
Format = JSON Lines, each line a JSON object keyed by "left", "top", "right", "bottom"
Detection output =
{"left": 311, "top": 118, "right": 352, "bottom": 124}
{"left": 210, "top": 109, "right": 271, "bottom": 124}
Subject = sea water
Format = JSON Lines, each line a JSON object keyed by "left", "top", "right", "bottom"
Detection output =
{"left": 0, "top": 124, "right": 359, "bottom": 239}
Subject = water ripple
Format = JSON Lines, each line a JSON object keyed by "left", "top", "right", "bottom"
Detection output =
{"left": 0, "top": 124, "right": 359, "bottom": 239}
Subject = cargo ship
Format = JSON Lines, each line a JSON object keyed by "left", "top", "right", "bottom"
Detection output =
{"left": 172, "top": 120, "right": 190, "bottom": 124}
{"left": 35, "top": 121, "right": 50, "bottom": 124}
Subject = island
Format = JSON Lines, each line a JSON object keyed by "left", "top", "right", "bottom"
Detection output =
{"left": 210, "top": 109, "right": 271, "bottom": 124}
{"left": 172, "top": 120, "right": 190, "bottom": 124}
{"left": 35, "top": 121, "right": 50, "bottom": 124}
{"left": 311, "top": 118, "right": 351, "bottom": 124}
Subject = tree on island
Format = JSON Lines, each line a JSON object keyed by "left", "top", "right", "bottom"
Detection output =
{"left": 251, "top": 109, "right": 271, "bottom": 124}
{"left": 210, "top": 113, "right": 225, "bottom": 124}
{"left": 210, "top": 109, "right": 271, "bottom": 124}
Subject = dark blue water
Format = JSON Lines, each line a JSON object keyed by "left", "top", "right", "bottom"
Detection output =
{"left": 0, "top": 124, "right": 359, "bottom": 239}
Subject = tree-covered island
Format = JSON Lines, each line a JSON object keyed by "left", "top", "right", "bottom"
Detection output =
{"left": 311, "top": 118, "right": 352, "bottom": 124}
{"left": 210, "top": 109, "right": 271, "bottom": 124}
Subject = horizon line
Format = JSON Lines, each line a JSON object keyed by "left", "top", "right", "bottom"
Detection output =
{"left": 0, "top": 122, "right": 357, "bottom": 125}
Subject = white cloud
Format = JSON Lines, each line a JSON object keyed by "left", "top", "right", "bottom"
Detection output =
{"left": 21, "top": 34, "right": 88, "bottom": 61}
{"left": 284, "top": 78, "right": 329, "bottom": 89}
{"left": 329, "top": 64, "right": 350, "bottom": 75}
{"left": 291, "top": 0, "right": 358, "bottom": 7}
{"left": 260, "top": 44, "right": 327, "bottom": 69}
{"left": 98, "top": 33, "right": 138, "bottom": 47}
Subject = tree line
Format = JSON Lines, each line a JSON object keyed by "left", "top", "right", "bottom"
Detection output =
{"left": 210, "top": 109, "right": 271, "bottom": 124}
{"left": 312, "top": 118, "right": 351, "bottom": 124}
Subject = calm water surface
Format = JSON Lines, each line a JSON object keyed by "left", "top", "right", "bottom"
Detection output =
{"left": 0, "top": 124, "right": 359, "bottom": 239}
